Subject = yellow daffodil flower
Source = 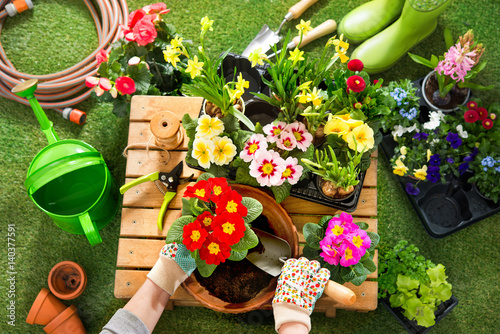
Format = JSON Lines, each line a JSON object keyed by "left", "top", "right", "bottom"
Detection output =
{"left": 324, "top": 118, "right": 350, "bottom": 137}
{"left": 229, "top": 88, "right": 243, "bottom": 102}
{"left": 393, "top": 158, "right": 408, "bottom": 176}
{"left": 288, "top": 47, "right": 305, "bottom": 64}
{"left": 331, "top": 34, "right": 350, "bottom": 63}
{"left": 235, "top": 73, "right": 249, "bottom": 92}
{"left": 298, "top": 81, "right": 312, "bottom": 90}
{"left": 307, "top": 87, "right": 323, "bottom": 106}
{"left": 200, "top": 16, "right": 214, "bottom": 33}
{"left": 413, "top": 165, "right": 428, "bottom": 181}
{"left": 163, "top": 46, "right": 180, "bottom": 68}
{"left": 296, "top": 91, "right": 309, "bottom": 104}
{"left": 196, "top": 114, "right": 224, "bottom": 138}
{"left": 346, "top": 123, "right": 374, "bottom": 153}
{"left": 212, "top": 136, "right": 237, "bottom": 166}
{"left": 192, "top": 137, "right": 214, "bottom": 169}
{"left": 186, "top": 55, "right": 204, "bottom": 79}
{"left": 170, "top": 36, "right": 184, "bottom": 49}
{"left": 248, "top": 47, "right": 266, "bottom": 67}
{"left": 295, "top": 19, "right": 312, "bottom": 36}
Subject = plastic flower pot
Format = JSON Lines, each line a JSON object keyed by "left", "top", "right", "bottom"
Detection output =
{"left": 181, "top": 184, "right": 299, "bottom": 314}
{"left": 48, "top": 261, "right": 87, "bottom": 300}
{"left": 26, "top": 288, "right": 67, "bottom": 325}
{"left": 421, "top": 71, "right": 470, "bottom": 113}
{"left": 43, "top": 305, "right": 86, "bottom": 334}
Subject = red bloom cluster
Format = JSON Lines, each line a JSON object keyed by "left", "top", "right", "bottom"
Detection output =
{"left": 464, "top": 101, "right": 495, "bottom": 129}
{"left": 182, "top": 178, "right": 248, "bottom": 265}
{"left": 119, "top": 3, "right": 169, "bottom": 46}
{"left": 346, "top": 75, "right": 366, "bottom": 93}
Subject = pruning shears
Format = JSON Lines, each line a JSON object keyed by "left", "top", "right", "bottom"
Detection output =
{"left": 119, "top": 162, "right": 190, "bottom": 231}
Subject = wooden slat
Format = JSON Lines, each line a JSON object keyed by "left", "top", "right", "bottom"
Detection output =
{"left": 127, "top": 122, "right": 189, "bottom": 150}
{"left": 117, "top": 239, "right": 165, "bottom": 268}
{"left": 120, "top": 208, "right": 181, "bottom": 237}
{"left": 363, "top": 159, "right": 377, "bottom": 188}
{"left": 124, "top": 150, "right": 202, "bottom": 179}
{"left": 130, "top": 96, "right": 203, "bottom": 121}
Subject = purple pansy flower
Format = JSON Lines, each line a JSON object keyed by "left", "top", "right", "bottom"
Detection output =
{"left": 405, "top": 183, "right": 420, "bottom": 196}
{"left": 427, "top": 166, "right": 441, "bottom": 183}
{"left": 413, "top": 132, "right": 428, "bottom": 141}
{"left": 446, "top": 132, "right": 462, "bottom": 149}
{"left": 458, "top": 162, "right": 469, "bottom": 175}
{"left": 446, "top": 157, "right": 454, "bottom": 164}
{"left": 429, "top": 154, "right": 441, "bottom": 166}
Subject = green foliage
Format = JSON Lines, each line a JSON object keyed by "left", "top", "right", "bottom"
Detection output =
{"left": 165, "top": 215, "right": 195, "bottom": 243}
{"left": 241, "top": 197, "right": 263, "bottom": 224}
{"left": 231, "top": 225, "right": 259, "bottom": 252}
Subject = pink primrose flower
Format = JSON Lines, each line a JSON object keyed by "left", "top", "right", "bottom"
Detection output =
{"left": 133, "top": 18, "right": 158, "bottom": 46}
{"left": 285, "top": 121, "right": 313, "bottom": 152}
{"left": 263, "top": 121, "right": 287, "bottom": 143}
{"left": 115, "top": 76, "right": 136, "bottom": 95}
{"left": 240, "top": 133, "right": 268, "bottom": 162}
{"left": 325, "top": 217, "right": 351, "bottom": 239}
{"left": 279, "top": 157, "right": 303, "bottom": 186}
{"left": 347, "top": 229, "right": 371, "bottom": 257}
{"left": 339, "top": 242, "right": 361, "bottom": 267}
{"left": 319, "top": 235, "right": 340, "bottom": 266}
{"left": 249, "top": 150, "right": 285, "bottom": 187}
{"left": 339, "top": 212, "right": 354, "bottom": 226}
{"left": 276, "top": 130, "right": 297, "bottom": 151}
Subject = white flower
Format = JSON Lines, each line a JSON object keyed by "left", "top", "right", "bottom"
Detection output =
{"left": 392, "top": 125, "right": 405, "bottom": 138}
{"left": 404, "top": 124, "right": 417, "bottom": 133}
{"left": 456, "top": 124, "right": 468, "bottom": 138}
{"left": 423, "top": 118, "right": 440, "bottom": 130}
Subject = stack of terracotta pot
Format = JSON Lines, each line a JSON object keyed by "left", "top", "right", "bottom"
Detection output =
{"left": 26, "top": 261, "right": 87, "bottom": 333}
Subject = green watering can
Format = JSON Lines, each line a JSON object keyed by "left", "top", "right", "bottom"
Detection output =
{"left": 13, "top": 79, "right": 119, "bottom": 246}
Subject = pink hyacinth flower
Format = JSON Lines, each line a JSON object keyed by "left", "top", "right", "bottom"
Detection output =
{"left": 276, "top": 130, "right": 297, "bottom": 151}
{"left": 339, "top": 242, "right": 361, "bottom": 267}
{"left": 348, "top": 229, "right": 371, "bottom": 257}
{"left": 286, "top": 121, "right": 313, "bottom": 152}
{"left": 278, "top": 157, "right": 303, "bottom": 186}
{"left": 263, "top": 121, "right": 287, "bottom": 143}
{"left": 249, "top": 149, "right": 285, "bottom": 187}
{"left": 240, "top": 133, "right": 268, "bottom": 162}
{"left": 435, "top": 43, "right": 476, "bottom": 82}
{"left": 319, "top": 235, "right": 340, "bottom": 265}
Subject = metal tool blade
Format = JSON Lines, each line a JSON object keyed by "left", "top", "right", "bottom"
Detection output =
{"left": 246, "top": 228, "right": 291, "bottom": 277}
{"left": 242, "top": 24, "right": 281, "bottom": 57}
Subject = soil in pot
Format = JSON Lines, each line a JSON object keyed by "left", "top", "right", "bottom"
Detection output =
{"left": 194, "top": 214, "right": 274, "bottom": 304}
{"left": 424, "top": 73, "right": 469, "bottom": 110}
{"left": 48, "top": 261, "right": 87, "bottom": 300}
{"left": 204, "top": 100, "right": 243, "bottom": 119}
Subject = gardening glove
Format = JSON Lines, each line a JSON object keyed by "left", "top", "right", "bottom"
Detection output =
{"left": 272, "top": 257, "right": 330, "bottom": 333}
{"left": 147, "top": 242, "right": 196, "bottom": 295}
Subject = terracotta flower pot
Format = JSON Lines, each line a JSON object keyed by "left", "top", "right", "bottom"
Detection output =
{"left": 26, "top": 288, "right": 67, "bottom": 325}
{"left": 48, "top": 261, "right": 87, "bottom": 300}
{"left": 182, "top": 184, "right": 299, "bottom": 313}
{"left": 43, "top": 305, "right": 86, "bottom": 334}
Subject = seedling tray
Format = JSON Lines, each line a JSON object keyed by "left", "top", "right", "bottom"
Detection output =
{"left": 380, "top": 295, "right": 458, "bottom": 334}
{"left": 380, "top": 133, "right": 500, "bottom": 238}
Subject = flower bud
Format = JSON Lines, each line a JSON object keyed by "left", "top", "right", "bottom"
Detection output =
{"left": 490, "top": 113, "right": 497, "bottom": 120}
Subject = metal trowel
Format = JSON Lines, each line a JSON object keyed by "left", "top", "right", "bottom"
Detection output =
{"left": 242, "top": 0, "right": 319, "bottom": 57}
{"left": 247, "top": 228, "right": 357, "bottom": 306}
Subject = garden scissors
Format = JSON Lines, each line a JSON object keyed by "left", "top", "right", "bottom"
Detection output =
{"left": 119, "top": 162, "right": 191, "bottom": 231}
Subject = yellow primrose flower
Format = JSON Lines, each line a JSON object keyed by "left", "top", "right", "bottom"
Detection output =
{"left": 192, "top": 137, "right": 215, "bottom": 169}
{"left": 288, "top": 47, "right": 305, "bottom": 64}
{"left": 295, "top": 19, "right": 312, "bottom": 36}
{"left": 196, "top": 114, "right": 224, "bottom": 138}
{"left": 393, "top": 158, "right": 408, "bottom": 176}
{"left": 170, "top": 36, "right": 184, "bottom": 49}
{"left": 248, "top": 47, "right": 266, "bottom": 67}
{"left": 235, "top": 73, "right": 249, "bottom": 92}
{"left": 324, "top": 118, "right": 350, "bottom": 137}
{"left": 427, "top": 149, "right": 432, "bottom": 161}
{"left": 186, "top": 55, "right": 204, "bottom": 79}
{"left": 307, "top": 87, "right": 323, "bottom": 106}
{"left": 332, "top": 114, "right": 363, "bottom": 130}
{"left": 413, "top": 165, "right": 428, "bottom": 181}
{"left": 212, "top": 136, "right": 237, "bottom": 166}
{"left": 400, "top": 146, "right": 408, "bottom": 156}
{"left": 200, "top": 16, "right": 214, "bottom": 32}
{"left": 163, "top": 46, "right": 180, "bottom": 68}
{"left": 345, "top": 123, "right": 374, "bottom": 153}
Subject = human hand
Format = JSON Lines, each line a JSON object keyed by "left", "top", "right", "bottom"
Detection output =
{"left": 272, "top": 257, "right": 330, "bottom": 333}
{"left": 147, "top": 242, "right": 196, "bottom": 295}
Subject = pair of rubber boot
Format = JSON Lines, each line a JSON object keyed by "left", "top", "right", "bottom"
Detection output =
{"left": 338, "top": 0, "right": 451, "bottom": 74}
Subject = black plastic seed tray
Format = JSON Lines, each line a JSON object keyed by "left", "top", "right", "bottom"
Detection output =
{"left": 380, "top": 295, "right": 458, "bottom": 334}
{"left": 379, "top": 134, "right": 500, "bottom": 238}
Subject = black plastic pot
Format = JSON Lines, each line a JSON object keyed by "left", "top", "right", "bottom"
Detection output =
{"left": 380, "top": 295, "right": 459, "bottom": 334}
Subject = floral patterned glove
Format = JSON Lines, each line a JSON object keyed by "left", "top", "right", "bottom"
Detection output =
{"left": 272, "top": 257, "right": 330, "bottom": 332}
{"left": 147, "top": 242, "right": 196, "bottom": 295}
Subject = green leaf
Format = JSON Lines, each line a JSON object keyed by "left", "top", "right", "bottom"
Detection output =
{"left": 444, "top": 27, "right": 454, "bottom": 49}
{"left": 407, "top": 52, "right": 433, "bottom": 69}
{"left": 205, "top": 164, "right": 229, "bottom": 177}
{"left": 427, "top": 264, "right": 448, "bottom": 287}
{"left": 165, "top": 216, "right": 195, "bottom": 243}
{"left": 318, "top": 215, "right": 333, "bottom": 228}
{"left": 195, "top": 256, "right": 217, "bottom": 277}
{"left": 270, "top": 182, "right": 292, "bottom": 203}
{"left": 361, "top": 257, "right": 377, "bottom": 274}
{"left": 235, "top": 165, "right": 261, "bottom": 187}
{"left": 396, "top": 274, "right": 420, "bottom": 291}
{"left": 198, "top": 172, "right": 215, "bottom": 181}
{"left": 228, "top": 249, "right": 248, "bottom": 261}
{"left": 241, "top": 197, "right": 263, "bottom": 224}
{"left": 302, "top": 245, "right": 321, "bottom": 260}
{"left": 127, "top": 62, "right": 152, "bottom": 93}
{"left": 403, "top": 297, "right": 436, "bottom": 328}
{"left": 181, "top": 198, "right": 194, "bottom": 216}
{"left": 231, "top": 225, "right": 258, "bottom": 252}
{"left": 366, "top": 231, "right": 380, "bottom": 252}
{"left": 355, "top": 221, "right": 369, "bottom": 230}
{"left": 303, "top": 223, "right": 323, "bottom": 249}
{"left": 112, "top": 98, "right": 130, "bottom": 117}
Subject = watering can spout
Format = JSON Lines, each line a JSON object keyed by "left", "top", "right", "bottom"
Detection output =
{"left": 11, "top": 79, "right": 60, "bottom": 145}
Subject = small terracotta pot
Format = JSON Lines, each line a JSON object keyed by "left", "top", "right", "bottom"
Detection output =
{"left": 48, "top": 261, "right": 87, "bottom": 300}
{"left": 182, "top": 183, "right": 299, "bottom": 314}
{"left": 26, "top": 288, "right": 67, "bottom": 325}
{"left": 43, "top": 305, "right": 86, "bottom": 334}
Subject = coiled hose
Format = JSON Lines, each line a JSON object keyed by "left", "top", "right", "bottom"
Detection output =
{"left": 0, "top": 0, "right": 129, "bottom": 124}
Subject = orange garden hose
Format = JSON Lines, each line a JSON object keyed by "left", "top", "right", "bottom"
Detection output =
{"left": 0, "top": 0, "right": 129, "bottom": 124}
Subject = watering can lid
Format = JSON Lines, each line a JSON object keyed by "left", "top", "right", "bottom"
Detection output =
{"left": 25, "top": 151, "right": 105, "bottom": 194}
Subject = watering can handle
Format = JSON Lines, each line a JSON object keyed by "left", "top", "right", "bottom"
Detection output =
{"left": 119, "top": 171, "right": 160, "bottom": 194}
{"left": 79, "top": 213, "right": 102, "bottom": 246}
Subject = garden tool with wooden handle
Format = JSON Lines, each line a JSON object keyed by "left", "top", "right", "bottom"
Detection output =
{"left": 247, "top": 228, "right": 356, "bottom": 306}
{"left": 242, "top": 0, "right": 320, "bottom": 57}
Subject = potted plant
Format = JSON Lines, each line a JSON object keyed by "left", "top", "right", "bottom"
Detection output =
{"left": 302, "top": 212, "right": 379, "bottom": 286}
{"left": 86, "top": 3, "right": 190, "bottom": 116}
{"left": 378, "top": 240, "right": 458, "bottom": 332}
{"left": 165, "top": 173, "right": 299, "bottom": 313}
{"left": 408, "top": 29, "right": 493, "bottom": 112}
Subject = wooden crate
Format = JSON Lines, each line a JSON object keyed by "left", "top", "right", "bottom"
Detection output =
{"left": 115, "top": 96, "right": 378, "bottom": 317}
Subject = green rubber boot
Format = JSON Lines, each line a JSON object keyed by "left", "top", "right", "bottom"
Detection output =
{"left": 351, "top": 0, "right": 451, "bottom": 74}
{"left": 338, "top": 0, "right": 405, "bottom": 44}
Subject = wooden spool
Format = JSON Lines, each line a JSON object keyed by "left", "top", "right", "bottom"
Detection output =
{"left": 150, "top": 111, "right": 184, "bottom": 150}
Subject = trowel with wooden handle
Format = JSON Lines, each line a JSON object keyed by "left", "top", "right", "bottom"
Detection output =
{"left": 247, "top": 228, "right": 357, "bottom": 306}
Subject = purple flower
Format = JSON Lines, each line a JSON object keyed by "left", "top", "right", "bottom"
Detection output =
{"left": 429, "top": 154, "right": 441, "bottom": 166}
{"left": 464, "top": 148, "right": 479, "bottom": 162}
{"left": 446, "top": 132, "right": 462, "bottom": 149}
{"left": 446, "top": 157, "right": 454, "bottom": 164}
{"left": 405, "top": 183, "right": 420, "bottom": 196}
{"left": 427, "top": 166, "right": 441, "bottom": 183}
{"left": 459, "top": 162, "right": 469, "bottom": 175}
{"left": 471, "top": 147, "right": 479, "bottom": 156}
{"left": 413, "top": 132, "right": 429, "bottom": 141}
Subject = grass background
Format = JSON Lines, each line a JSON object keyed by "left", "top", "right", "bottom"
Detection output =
{"left": 0, "top": 0, "right": 498, "bottom": 333}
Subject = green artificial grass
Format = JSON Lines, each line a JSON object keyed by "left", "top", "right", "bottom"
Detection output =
{"left": 0, "top": 0, "right": 498, "bottom": 333}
